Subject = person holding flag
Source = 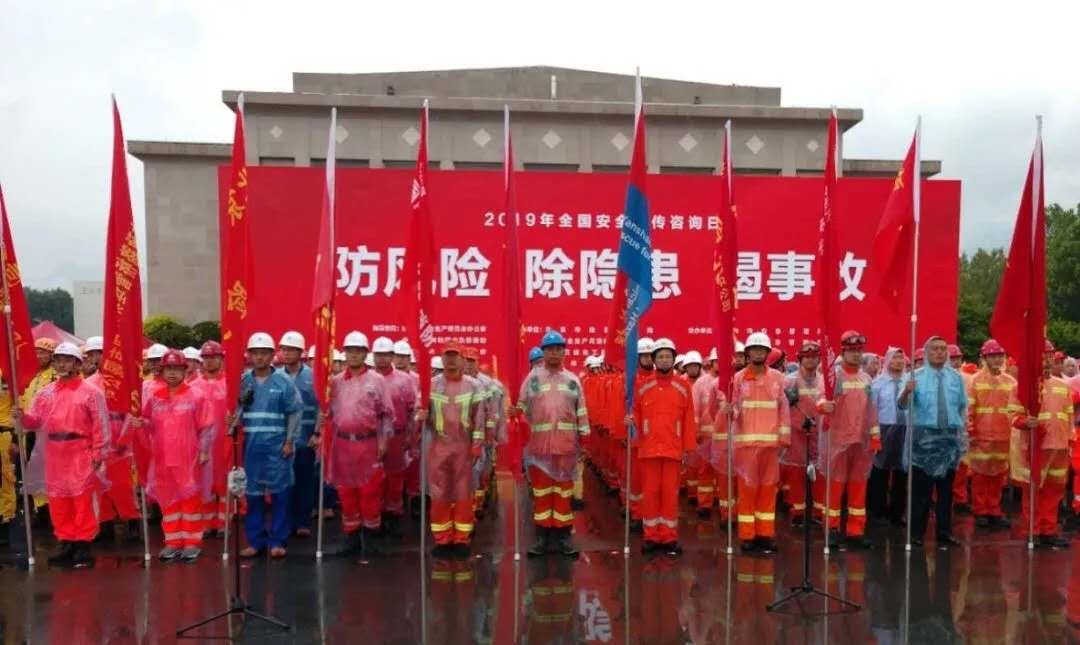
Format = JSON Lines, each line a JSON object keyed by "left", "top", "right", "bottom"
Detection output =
{"left": 520, "top": 330, "right": 589, "bottom": 558}
{"left": 15, "top": 342, "right": 109, "bottom": 568}
{"left": 1013, "top": 340, "right": 1076, "bottom": 548}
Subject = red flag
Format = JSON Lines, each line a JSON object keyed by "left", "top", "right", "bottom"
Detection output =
{"left": 502, "top": 105, "right": 523, "bottom": 403}
{"left": 311, "top": 108, "right": 338, "bottom": 410}
{"left": 399, "top": 102, "right": 437, "bottom": 402}
{"left": 817, "top": 110, "right": 841, "bottom": 398}
{"left": 711, "top": 120, "right": 737, "bottom": 394}
{"left": 990, "top": 126, "right": 1045, "bottom": 415}
{"left": 220, "top": 96, "right": 253, "bottom": 410}
{"left": 871, "top": 125, "right": 919, "bottom": 310}
{"left": 0, "top": 187, "right": 39, "bottom": 397}
{"left": 99, "top": 98, "right": 144, "bottom": 415}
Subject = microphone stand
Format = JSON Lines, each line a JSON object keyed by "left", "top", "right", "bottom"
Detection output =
{"left": 177, "top": 389, "right": 291, "bottom": 638}
{"left": 766, "top": 417, "right": 859, "bottom": 616}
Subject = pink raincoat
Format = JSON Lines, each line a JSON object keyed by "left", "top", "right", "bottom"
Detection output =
{"left": 86, "top": 372, "right": 133, "bottom": 468}
{"left": 22, "top": 377, "right": 109, "bottom": 497}
{"left": 425, "top": 374, "right": 487, "bottom": 503}
{"left": 327, "top": 368, "right": 394, "bottom": 488}
{"left": 192, "top": 373, "right": 230, "bottom": 497}
{"left": 518, "top": 366, "right": 589, "bottom": 481}
{"left": 816, "top": 367, "right": 879, "bottom": 483}
{"left": 375, "top": 366, "right": 418, "bottom": 476}
{"left": 141, "top": 382, "right": 215, "bottom": 507}
{"left": 781, "top": 370, "right": 823, "bottom": 467}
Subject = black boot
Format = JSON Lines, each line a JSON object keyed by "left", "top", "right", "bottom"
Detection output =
{"left": 48, "top": 541, "right": 75, "bottom": 567}
{"left": 359, "top": 528, "right": 382, "bottom": 557}
{"left": 330, "top": 531, "right": 363, "bottom": 557}
{"left": 71, "top": 541, "right": 95, "bottom": 568}
{"left": 126, "top": 519, "right": 142, "bottom": 543}
{"left": 527, "top": 527, "right": 548, "bottom": 558}
{"left": 410, "top": 496, "right": 422, "bottom": 519}
{"left": 0, "top": 522, "right": 9, "bottom": 547}
{"left": 553, "top": 527, "right": 579, "bottom": 558}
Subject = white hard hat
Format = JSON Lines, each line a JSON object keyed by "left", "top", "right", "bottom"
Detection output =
{"left": 183, "top": 346, "right": 203, "bottom": 362}
{"left": 393, "top": 340, "right": 412, "bottom": 356}
{"left": 637, "top": 337, "right": 655, "bottom": 354}
{"left": 683, "top": 350, "right": 704, "bottom": 366}
{"left": 707, "top": 348, "right": 718, "bottom": 361}
{"left": 584, "top": 356, "right": 598, "bottom": 368}
{"left": 744, "top": 332, "right": 771, "bottom": 351}
{"left": 247, "top": 332, "right": 275, "bottom": 351}
{"left": 333, "top": 350, "right": 346, "bottom": 362}
{"left": 84, "top": 336, "right": 104, "bottom": 352}
{"left": 652, "top": 337, "right": 677, "bottom": 355}
{"left": 306, "top": 345, "right": 316, "bottom": 359}
{"left": 147, "top": 343, "right": 168, "bottom": 360}
{"left": 342, "top": 331, "right": 370, "bottom": 349}
{"left": 279, "top": 330, "right": 306, "bottom": 350}
{"left": 372, "top": 337, "right": 395, "bottom": 353}
{"left": 431, "top": 355, "right": 444, "bottom": 370}
{"left": 364, "top": 353, "right": 374, "bottom": 367}
{"left": 734, "top": 341, "right": 746, "bottom": 353}
{"left": 53, "top": 342, "right": 83, "bottom": 361}
{"left": 410, "top": 350, "right": 417, "bottom": 362}
{"left": 674, "top": 354, "right": 685, "bottom": 365}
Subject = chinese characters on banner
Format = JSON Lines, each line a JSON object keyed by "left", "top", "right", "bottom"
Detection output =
{"left": 220, "top": 168, "right": 960, "bottom": 371}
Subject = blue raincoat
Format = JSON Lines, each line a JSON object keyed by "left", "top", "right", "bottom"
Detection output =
{"left": 278, "top": 364, "right": 319, "bottom": 443}
{"left": 899, "top": 346, "right": 968, "bottom": 479}
{"left": 240, "top": 370, "right": 302, "bottom": 494}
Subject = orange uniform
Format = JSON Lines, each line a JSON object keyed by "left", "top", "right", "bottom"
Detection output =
{"left": 633, "top": 371, "right": 697, "bottom": 545}
{"left": 967, "top": 369, "right": 1022, "bottom": 518}
{"left": 731, "top": 366, "right": 791, "bottom": 541}
{"left": 692, "top": 373, "right": 732, "bottom": 515}
{"left": 815, "top": 367, "right": 879, "bottom": 538}
{"left": 1015, "top": 377, "right": 1076, "bottom": 537}
{"left": 953, "top": 370, "right": 976, "bottom": 507}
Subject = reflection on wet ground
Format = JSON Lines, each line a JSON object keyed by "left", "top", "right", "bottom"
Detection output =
{"left": 1, "top": 471, "right": 1078, "bottom": 643}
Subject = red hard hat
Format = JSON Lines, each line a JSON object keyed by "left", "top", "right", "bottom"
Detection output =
{"left": 161, "top": 349, "right": 187, "bottom": 368}
{"left": 1054, "top": 351, "right": 1066, "bottom": 362}
{"left": 797, "top": 341, "right": 821, "bottom": 358}
{"left": 840, "top": 330, "right": 866, "bottom": 348}
{"left": 947, "top": 344, "right": 962, "bottom": 358}
{"left": 980, "top": 339, "right": 1005, "bottom": 356}
{"left": 915, "top": 348, "right": 925, "bottom": 360}
{"left": 200, "top": 340, "right": 224, "bottom": 357}
{"left": 767, "top": 347, "right": 785, "bottom": 365}
{"left": 463, "top": 347, "right": 481, "bottom": 360}
{"left": 441, "top": 341, "right": 464, "bottom": 355}
{"left": 1045, "top": 339, "right": 1056, "bottom": 353}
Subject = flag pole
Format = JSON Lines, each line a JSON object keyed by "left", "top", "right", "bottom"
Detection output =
{"left": 1027, "top": 114, "right": 1043, "bottom": 552}
{"left": 904, "top": 116, "right": 922, "bottom": 552}
{"left": 0, "top": 211, "right": 34, "bottom": 566}
{"left": 315, "top": 413, "right": 326, "bottom": 559}
{"left": 722, "top": 119, "right": 735, "bottom": 556}
{"left": 418, "top": 97, "right": 430, "bottom": 645}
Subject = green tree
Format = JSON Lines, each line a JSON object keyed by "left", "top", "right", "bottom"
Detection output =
{"left": 1046, "top": 203, "right": 1080, "bottom": 322}
{"left": 144, "top": 315, "right": 195, "bottom": 349}
{"left": 24, "top": 287, "right": 74, "bottom": 330}
{"left": 191, "top": 320, "right": 221, "bottom": 345}
{"left": 955, "top": 249, "right": 1005, "bottom": 359}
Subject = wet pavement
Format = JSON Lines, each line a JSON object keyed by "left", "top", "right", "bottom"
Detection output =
{"left": 1, "top": 471, "right": 1079, "bottom": 643}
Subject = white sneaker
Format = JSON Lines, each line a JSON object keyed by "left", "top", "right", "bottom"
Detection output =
{"left": 158, "top": 546, "right": 182, "bottom": 562}
{"left": 181, "top": 547, "right": 201, "bottom": 562}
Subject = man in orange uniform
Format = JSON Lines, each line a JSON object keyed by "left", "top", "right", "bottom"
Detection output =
{"left": 731, "top": 333, "right": 791, "bottom": 554}
{"left": 950, "top": 343, "right": 974, "bottom": 513}
{"left": 1015, "top": 340, "right": 1077, "bottom": 548}
{"left": 609, "top": 339, "right": 654, "bottom": 531}
{"left": 419, "top": 342, "right": 487, "bottom": 557}
{"left": 968, "top": 339, "right": 1021, "bottom": 529}
{"left": 816, "top": 331, "right": 879, "bottom": 550}
{"left": 520, "top": 330, "right": 589, "bottom": 558}
{"left": 782, "top": 341, "right": 823, "bottom": 527}
{"left": 679, "top": 351, "right": 704, "bottom": 506}
{"left": 630, "top": 338, "right": 697, "bottom": 555}
{"left": 691, "top": 350, "right": 720, "bottom": 519}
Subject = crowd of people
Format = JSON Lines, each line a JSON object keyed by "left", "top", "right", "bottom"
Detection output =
{"left": 3, "top": 327, "right": 1079, "bottom": 569}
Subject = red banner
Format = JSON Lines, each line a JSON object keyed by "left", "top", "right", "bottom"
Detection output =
{"left": 100, "top": 99, "right": 144, "bottom": 415}
{"left": 220, "top": 104, "right": 252, "bottom": 409}
{"left": 0, "top": 187, "right": 38, "bottom": 395}
{"left": 219, "top": 168, "right": 960, "bottom": 371}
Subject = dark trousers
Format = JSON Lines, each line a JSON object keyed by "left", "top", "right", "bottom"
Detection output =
{"left": 290, "top": 445, "right": 317, "bottom": 531}
{"left": 868, "top": 466, "right": 907, "bottom": 522}
{"left": 911, "top": 467, "right": 956, "bottom": 539}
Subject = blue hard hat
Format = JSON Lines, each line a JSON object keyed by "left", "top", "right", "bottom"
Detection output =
{"left": 528, "top": 346, "right": 543, "bottom": 362}
{"left": 539, "top": 329, "right": 566, "bottom": 349}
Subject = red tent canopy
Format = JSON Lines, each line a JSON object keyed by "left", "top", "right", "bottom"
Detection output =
{"left": 31, "top": 321, "right": 84, "bottom": 347}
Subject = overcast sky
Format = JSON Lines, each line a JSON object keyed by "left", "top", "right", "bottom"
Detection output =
{"left": 2, "top": 1, "right": 1078, "bottom": 290}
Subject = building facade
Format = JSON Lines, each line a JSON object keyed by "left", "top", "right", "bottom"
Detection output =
{"left": 130, "top": 66, "right": 940, "bottom": 324}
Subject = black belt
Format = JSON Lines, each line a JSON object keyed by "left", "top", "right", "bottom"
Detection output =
{"left": 48, "top": 432, "right": 88, "bottom": 442}
{"left": 0, "top": 426, "right": 12, "bottom": 435}
{"left": 336, "top": 431, "right": 376, "bottom": 442}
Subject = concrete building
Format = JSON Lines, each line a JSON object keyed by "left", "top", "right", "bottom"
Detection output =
{"left": 130, "top": 66, "right": 941, "bottom": 324}
{"left": 71, "top": 279, "right": 104, "bottom": 339}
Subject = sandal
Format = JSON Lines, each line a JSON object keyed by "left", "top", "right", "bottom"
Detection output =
{"left": 239, "top": 546, "right": 262, "bottom": 558}
{"left": 269, "top": 547, "right": 287, "bottom": 559}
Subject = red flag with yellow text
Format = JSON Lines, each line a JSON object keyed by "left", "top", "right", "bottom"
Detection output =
{"left": 711, "top": 121, "right": 737, "bottom": 394}
{"left": 817, "top": 110, "right": 841, "bottom": 398}
{"left": 0, "top": 187, "right": 39, "bottom": 396}
{"left": 99, "top": 98, "right": 144, "bottom": 415}
{"left": 311, "top": 108, "right": 338, "bottom": 410}
{"left": 220, "top": 98, "right": 253, "bottom": 409}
